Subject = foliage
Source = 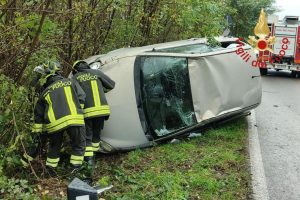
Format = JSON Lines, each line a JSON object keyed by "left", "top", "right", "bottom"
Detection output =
{"left": 229, "top": 0, "right": 276, "bottom": 37}
{"left": 0, "top": 0, "right": 275, "bottom": 82}
{"left": 0, "top": 145, "right": 39, "bottom": 199}
{"left": 0, "top": 175, "right": 39, "bottom": 200}
{"left": 0, "top": 75, "right": 33, "bottom": 150}
{"left": 0, "top": 74, "right": 33, "bottom": 149}
{"left": 207, "top": 36, "right": 222, "bottom": 47}
{"left": 0, "top": 75, "right": 39, "bottom": 198}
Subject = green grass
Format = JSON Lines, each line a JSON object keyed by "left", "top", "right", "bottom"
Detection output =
{"left": 93, "top": 118, "right": 251, "bottom": 200}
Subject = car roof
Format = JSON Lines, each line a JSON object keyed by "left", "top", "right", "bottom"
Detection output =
{"left": 85, "top": 36, "right": 238, "bottom": 66}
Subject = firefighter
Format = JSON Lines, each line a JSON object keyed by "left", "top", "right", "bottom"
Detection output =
{"left": 28, "top": 61, "right": 86, "bottom": 174}
{"left": 71, "top": 60, "right": 115, "bottom": 164}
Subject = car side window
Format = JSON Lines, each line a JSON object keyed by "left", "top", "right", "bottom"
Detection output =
{"left": 140, "top": 56, "right": 196, "bottom": 137}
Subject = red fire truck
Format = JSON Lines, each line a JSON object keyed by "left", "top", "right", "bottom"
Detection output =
{"left": 259, "top": 16, "right": 300, "bottom": 77}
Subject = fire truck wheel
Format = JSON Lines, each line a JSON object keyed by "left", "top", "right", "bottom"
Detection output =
{"left": 291, "top": 71, "right": 298, "bottom": 78}
{"left": 260, "top": 68, "right": 268, "bottom": 76}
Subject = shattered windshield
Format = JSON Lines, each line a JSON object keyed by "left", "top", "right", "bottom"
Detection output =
{"left": 140, "top": 56, "right": 197, "bottom": 137}
{"left": 155, "top": 43, "right": 224, "bottom": 54}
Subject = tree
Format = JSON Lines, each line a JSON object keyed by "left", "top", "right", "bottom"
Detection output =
{"left": 229, "top": 0, "right": 276, "bottom": 37}
{"left": 0, "top": 0, "right": 276, "bottom": 82}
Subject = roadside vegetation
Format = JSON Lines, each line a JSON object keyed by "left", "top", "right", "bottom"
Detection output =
{"left": 0, "top": 117, "right": 250, "bottom": 199}
{"left": 0, "top": 0, "right": 274, "bottom": 199}
{"left": 95, "top": 118, "right": 250, "bottom": 199}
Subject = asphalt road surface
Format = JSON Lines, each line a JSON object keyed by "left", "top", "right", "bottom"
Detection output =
{"left": 256, "top": 69, "right": 300, "bottom": 200}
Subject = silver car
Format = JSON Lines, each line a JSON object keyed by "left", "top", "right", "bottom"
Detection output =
{"left": 84, "top": 36, "right": 262, "bottom": 152}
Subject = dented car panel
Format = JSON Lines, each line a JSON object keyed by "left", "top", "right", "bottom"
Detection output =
{"left": 85, "top": 37, "right": 262, "bottom": 152}
{"left": 188, "top": 52, "right": 261, "bottom": 122}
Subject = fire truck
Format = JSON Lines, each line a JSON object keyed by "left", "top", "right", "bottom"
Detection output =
{"left": 259, "top": 16, "right": 300, "bottom": 77}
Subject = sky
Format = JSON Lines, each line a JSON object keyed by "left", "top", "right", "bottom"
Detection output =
{"left": 275, "top": 0, "right": 300, "bottom": 19}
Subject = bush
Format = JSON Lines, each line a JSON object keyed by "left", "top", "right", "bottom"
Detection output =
{"left": 0, "top": 175, "right": 39, "bottom": 200}
{"left": 0, "top": 74, "right": 33, "bottom": 150}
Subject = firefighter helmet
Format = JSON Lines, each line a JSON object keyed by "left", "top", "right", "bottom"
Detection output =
{"left": 34, "top": 61, "right": 61, "bottom": 75}
{"left": 44, "top": 61, "right": 61, "bottom": 74}
{"left": 73, "top": 60, "right": 89, "bottom": 70}
{"left": 33, "top": 61, "right": 62, "bottom": 86}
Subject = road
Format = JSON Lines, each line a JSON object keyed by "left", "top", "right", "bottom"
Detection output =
{"left": 256, "top": 70, "right": 300, "bottom": 200}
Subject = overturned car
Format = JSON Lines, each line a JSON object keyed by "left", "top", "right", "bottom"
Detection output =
{"left": 84, "top": 37, "right": 262, "bottom": 152}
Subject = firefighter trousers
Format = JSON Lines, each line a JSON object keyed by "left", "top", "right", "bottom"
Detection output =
{"left": 46, "top": 126, "right": 85, "bottom": 168}
{"left": 84, "top": 117, "right": 105, "bottom": 157}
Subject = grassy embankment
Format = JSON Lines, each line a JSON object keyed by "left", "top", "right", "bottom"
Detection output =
{"left": 92, "top": 118, "right": 251, "bottom": 199}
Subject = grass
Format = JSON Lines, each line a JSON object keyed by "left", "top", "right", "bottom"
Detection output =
{"left": 92, "top": 118, "right": 251, "bottom": 200}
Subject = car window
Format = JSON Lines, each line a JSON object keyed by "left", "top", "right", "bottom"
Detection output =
{"left": 140, "top": 56, "right": 197, "bottom": 137}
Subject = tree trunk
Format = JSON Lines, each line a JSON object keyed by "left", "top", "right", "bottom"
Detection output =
{"left": 67, "top": 0, "right": 73, "bottom": 63}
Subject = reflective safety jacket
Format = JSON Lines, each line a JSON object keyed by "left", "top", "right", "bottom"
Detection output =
{"left": 32, "top": 75, "right": 86, "bottom": 133}
{"left": 72, "top": 69, "right": 115, "bottom": 119}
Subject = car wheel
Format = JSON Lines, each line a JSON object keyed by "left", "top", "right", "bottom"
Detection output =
{"left": 291, "top": 71, "right": 298, "bottom": 78}
{"left": 260, "top": 68, "right": 268, "bottom": 76}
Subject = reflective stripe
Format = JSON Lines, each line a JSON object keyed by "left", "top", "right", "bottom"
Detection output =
{"left": 45, "top": 94, "right": 56, "bottom": 123}
{"left": 32, "top": 123, "right": 43, "bottom": 133}
{"left": 86, "top": 146, "right": 93, "bottom": 151}
{"left": 92, "top": 146, "right": 100, "bottom": 151}
{"left": 70, "top": 155, "right": 84, "bottom": 165}
{"left": 92, "top": 142, "right": 100, "bottom": 152}
{"left": 64, "top": 86, "right": 77, "bottom": 115}
{"left": 84, "top": 151, "right": 94, "bottom": 157}
{"left": 85, "top": 146, "right": 93, "bottom": 157}
{"left": 47, "top": 157, "right": 60, "bottom": 163}
{"left": 83, "top": 105, "right": 110, "bottom": 118}
{"left": 70, "top": 155, "right": 84, "bottom": 161}
{"left": 45, "top": 115, "right": 84, "bottom": 133}
{"left": 91, "top": 80, "right": 101, "bottom": 107}
{"left": 47, "top": 119, "right": 84, "bottom": 133}
{"left": 46, "top": 162, "right": 58, "bottom": 168}
{"left": 84, "top": 105, "right": 110, "bottom": 113}
{"left": 92, "top": 142, "right": 100, "bottom": 147}
{"left": 46, "top": 115, "right": 83, "bottom": 129}
{"left": 70, "top": 160, "right": 83, "bottom": 165}
{"left": 23, "top": 153, "right": 33, "bottom": 161}
{"left": 84, "top": 110, "right": 110, "bottom": 118}
{"left": 46, "top": 157, "right": 59, "bottom": 168}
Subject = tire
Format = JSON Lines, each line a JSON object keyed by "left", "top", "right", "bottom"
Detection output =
{"left": 291, "top": 71, "right": 298, "bottom": 78}
{"left": 260, "top": 68, "right": 268, "bottom": 76}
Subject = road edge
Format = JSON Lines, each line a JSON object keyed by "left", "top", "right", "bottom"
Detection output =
{"left": 247, "top": 110, "right": 269, "bottom": 200}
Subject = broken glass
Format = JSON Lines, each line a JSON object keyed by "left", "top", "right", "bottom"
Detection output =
{"left": 140, "top": 56, "right": 197, "bottom": 137}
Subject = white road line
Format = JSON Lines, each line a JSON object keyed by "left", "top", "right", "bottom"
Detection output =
{"left": 248, "top": 110, "right": 269, "bottom": 200}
